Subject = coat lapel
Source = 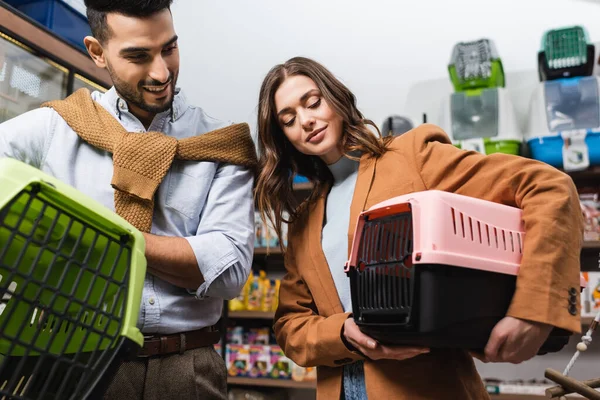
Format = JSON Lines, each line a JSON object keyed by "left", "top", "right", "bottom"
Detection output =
{"left": 307, "top": 189, "right": 345, "bottom": 315}
{"left": 347, "top": 155, "right": 376, "bottom": 255}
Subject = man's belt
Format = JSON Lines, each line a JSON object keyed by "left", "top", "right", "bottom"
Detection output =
{"left": 138, "top": 326, "right": 221, "bottom": 357}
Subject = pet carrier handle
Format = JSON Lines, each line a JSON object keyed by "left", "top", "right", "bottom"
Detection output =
{"left": 0, "top": 157, "right": 146, "bottom": 348}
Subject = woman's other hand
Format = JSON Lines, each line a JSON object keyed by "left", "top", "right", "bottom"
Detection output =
{"left": 481, "top": 316, "right": 553, "bottom": 364}
{"left": 343, "top": 318, "right": 429, "bottom": 361}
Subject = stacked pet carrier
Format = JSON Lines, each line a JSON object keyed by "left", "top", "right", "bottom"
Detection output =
{"left": 439, "top": 39, "right": 523, "bottom": 155}
{"left": 525, "top": 25, "right": 600, "bottom": 172}
{"left": 381, "top": 115, "right": 414, "bottom": 138}
{"left": 345, "top": 190, "right": 583, "bottom": 353}
{"left": 0, "top": 158, "right": 146, "bottom": 400}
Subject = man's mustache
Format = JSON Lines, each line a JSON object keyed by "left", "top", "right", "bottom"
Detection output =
{"left": 140, "top": 75, "right": 173, "bottom": 87}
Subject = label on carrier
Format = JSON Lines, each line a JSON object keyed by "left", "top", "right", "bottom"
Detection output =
{"left": 460, "top": 138, "right": 486, "bottom": 154}
{"left": 561, "top": 129, "right": 590, "bottom": 171}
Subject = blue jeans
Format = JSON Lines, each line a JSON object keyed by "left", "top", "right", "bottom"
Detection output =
{"left": 341, "top": 360, "right": 368, "bottom": 400}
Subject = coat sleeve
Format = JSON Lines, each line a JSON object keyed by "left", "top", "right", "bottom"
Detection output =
{"left": 273, "top": 228, "right": 364, "bottom": 368}
{"left": 404, "top": 124, "right": 583, "bottom": 333}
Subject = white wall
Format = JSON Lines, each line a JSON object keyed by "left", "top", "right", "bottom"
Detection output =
{"left": 172, "top": 0, "right": 600, "bottom": 137}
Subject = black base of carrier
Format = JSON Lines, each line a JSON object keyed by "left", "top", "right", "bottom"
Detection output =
{"left": 538, "top": 45, "right": 595, "bottom": 81}
{"left": 349, "top": 263, "right": 571, "bottom": 354}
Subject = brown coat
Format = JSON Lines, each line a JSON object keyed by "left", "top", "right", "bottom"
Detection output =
{"left": 273, "top": 124, "right": 583, "bottom": 400}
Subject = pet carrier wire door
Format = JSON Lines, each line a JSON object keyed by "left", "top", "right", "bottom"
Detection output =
{"left": 0, "top": 158, "right": 146, "bottom": 400}
{"left": 345, "top": 190, "right": 584, "bottom": 353}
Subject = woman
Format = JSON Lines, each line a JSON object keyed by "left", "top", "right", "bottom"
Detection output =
{"left": 254, "top": 57, "right": 583, "bottom": 399}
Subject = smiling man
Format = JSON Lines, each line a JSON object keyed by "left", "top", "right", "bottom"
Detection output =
{"left": 85, "top": 0, "right": 180, "bottom": 129}
{"left": 0, "top": 1, "right": 255, "bottom": 399}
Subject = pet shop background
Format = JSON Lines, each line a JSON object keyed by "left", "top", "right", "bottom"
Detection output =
{"left": 167, "top": 0, "right": 600, "bottom": 387}
{"left": 172, "top": 0, "right": 600, "bottom": 135}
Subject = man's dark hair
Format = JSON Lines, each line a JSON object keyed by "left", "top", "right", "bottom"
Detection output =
{"left": 84, "top": 0, "right": 174, "bottom": 43}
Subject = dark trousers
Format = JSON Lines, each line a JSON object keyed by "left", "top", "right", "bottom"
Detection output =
{"left": 103, "top": 346, "right": 226, "bottom": 400}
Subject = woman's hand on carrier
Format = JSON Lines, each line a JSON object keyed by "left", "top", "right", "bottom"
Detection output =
{"left": 481, "top": 316, "right": 553, "bottom": 364}
{"left": 342, "top": 318, "right": 429, "bottom": 361}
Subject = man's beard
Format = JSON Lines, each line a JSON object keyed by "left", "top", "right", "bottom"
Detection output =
{"left": 107, "top": 64, "right": 177, "bottom": 115}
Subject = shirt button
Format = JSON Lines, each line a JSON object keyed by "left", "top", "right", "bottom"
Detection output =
{"left": 148, "top": 297, "right": 155, "bottom": 305}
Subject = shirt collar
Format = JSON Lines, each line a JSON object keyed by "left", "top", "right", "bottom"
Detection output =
{"left": 327, "top": 155, "right": 359, "bottom": 185}
{"left": 99, "top": 86, "right": 190, "bottom": 122}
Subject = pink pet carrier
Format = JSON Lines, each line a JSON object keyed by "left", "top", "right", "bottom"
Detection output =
{"left": 344, "top": 190, "right": 585, "bottom": 353}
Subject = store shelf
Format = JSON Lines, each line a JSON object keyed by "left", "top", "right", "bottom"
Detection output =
{"left": 566, "top": 165, "right": 600, "bottom": 182}
{"left": 254, "top": 247, "right": 282, "bottom": 255}
{"left": 490, "top": 395, "right": 543, "bottom": 399}
{"left": 582, "top": 241, "right": 600, "bottom": 249}
{"left": 490, "top": 394, "right": 583, "bottom": 399}
{"left": 228, "top": 377, "right": 316, "bottom": 389}
{"left": 228, "top": 311, "right": 275, "bottom": 319}
{"left": 293, "top": 182, "right": 313, "bottom": 191}
{"left": 227, "top": 379, "right": 579, "bottom": 397}
{"left": 582, "top": 316, "right": 597, "bottom": 325}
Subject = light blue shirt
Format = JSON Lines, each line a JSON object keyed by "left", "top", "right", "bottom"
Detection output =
{"left": 0, "top": 87, "right": 254, "bottom": 334}
{"left": 322, "top": 155, "right": 359, "bottom": 313}
{"left": 322, "top": 156, "right": 367, "bottom": 399}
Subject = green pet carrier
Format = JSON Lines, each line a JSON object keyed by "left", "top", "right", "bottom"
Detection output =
{"left": 538, "top": 26, "right": 595, "bottom": 81}
{"left": 0, "top": 158, "right": 146, "bottom": 400}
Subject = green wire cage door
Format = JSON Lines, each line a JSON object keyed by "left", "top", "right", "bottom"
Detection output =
{"left": 0, "top": 158, "right": 146, "bottom": 400}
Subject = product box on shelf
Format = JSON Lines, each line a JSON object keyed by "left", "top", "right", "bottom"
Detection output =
{"left": 226, "top": 344, "right": 295, "bottom": 381}
{"left": 248, "top": 345, "right": 271, "bottom": 379}
{"left": 228, "top": 270, "right": 280, "bottom": 313}
{"left": 269, "top": 345, "right": 292, "bottom": 380}
{"left": 581, "top": 271, "right": 600, "bottom": 318}
{"left": 227, "top": 344, "right": 250, "bottom": 377}
{"left": 254, "top": 211, "right": 288, "bottom": 248}
{"left": 580, "top": 193, "right": 600, "bottom": 242}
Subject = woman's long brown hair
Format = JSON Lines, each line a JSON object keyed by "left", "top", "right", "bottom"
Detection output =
{"left": 255, "top": 57, "right": 391, "bottom": 252}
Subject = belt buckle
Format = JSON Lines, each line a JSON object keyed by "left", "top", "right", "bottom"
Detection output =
{"left": 179, "top": 333, "right": 186, "bottom": 355}
{"left": 136, "top": 335, "right": 159, "bottom": 358}
{"left": 138, "top": 333, "right": 187, "bottom": 357}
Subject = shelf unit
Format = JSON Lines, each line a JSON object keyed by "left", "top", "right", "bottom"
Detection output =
{"left": 582, "top": 241, "right": 600, "bottom": 249}
{"left": 228, "top": 310, "right": 275, "bottom": 319}
{"left": 292, "top": 182, "right": 314, "bottom": 191}
{"left": 566, "top": 166, "right": 600, "bottom": 183}
{"left": 253, "top": 247, "right": 280, "bottom": 256}
{"left": 227, "top": 377, "right": 316, "bottom": 390}
{"left": 490, "top": 396, "right": 547, "bottom": 399}
{"left": 227, "top": 377, "right": 589, "bottom": 398}
{"left": 226, "top": 378, "right": 585, "bottom": 397}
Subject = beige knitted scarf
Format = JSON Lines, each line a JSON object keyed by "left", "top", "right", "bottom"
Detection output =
{"left": 43, "top": 88, "right": 257, "bottom": 233}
